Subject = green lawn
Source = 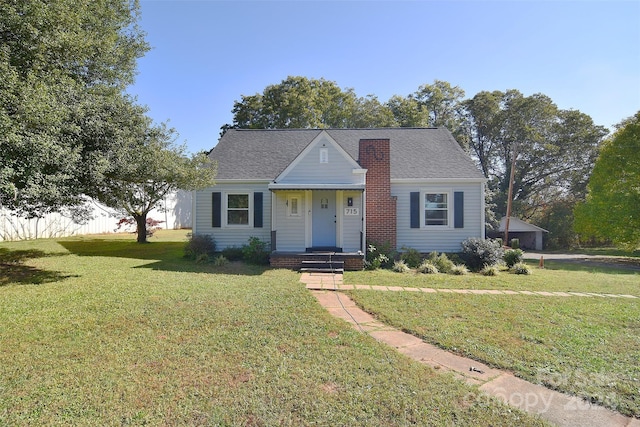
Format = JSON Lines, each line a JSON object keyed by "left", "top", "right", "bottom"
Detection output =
{"left": 346, "top": 261, "right": 640, "bottom": 294}
{"left": 0, "top": 231, "right": 546, "bottom": 426}
{"left": 345, "top": 266, "right": 640, "bottom": 418}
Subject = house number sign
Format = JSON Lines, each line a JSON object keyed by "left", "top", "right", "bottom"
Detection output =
{"left": 344, "top": 208, "right": 359, "bottom": 216}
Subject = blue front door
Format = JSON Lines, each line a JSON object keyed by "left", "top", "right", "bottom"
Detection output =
{"left": 312, "top": 191, "right": 336, "bottom": 248}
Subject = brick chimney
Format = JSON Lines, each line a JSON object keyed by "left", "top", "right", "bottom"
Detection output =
{"left": 358, "top": 139, "right": 397, "bottom": 249}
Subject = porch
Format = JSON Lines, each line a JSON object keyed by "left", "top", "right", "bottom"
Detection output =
{"left": 270, "top": 251, "right": 365, "bottom": 271}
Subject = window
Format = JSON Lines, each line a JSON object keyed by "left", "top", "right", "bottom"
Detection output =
{"left": 320, "top": 148, "right": 328, "bottom": 163}
{"left": 425, "top": 193, "right": 448, "bottom": 226}
{"left": 227, "top": 194, "right": 249, "bottom": 225}
{"left": 288, "top": 195, "right": 300, "bottom": 217}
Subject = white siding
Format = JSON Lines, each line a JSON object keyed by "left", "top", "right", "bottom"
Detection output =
{"left": 0, "top": 191, "right": 192, "bottom": 242}
{"left": 393, "top": 182, "right": 484, "bottom": 253}
{"left": 339, "top": 191, "right": 364, "bottom": 252}
{"left": 194, "top": 182, "right": 271, "bottom": 250}
{"left": 272, "top": 191, "right": 307, "bottom": 251}
{"left": 278, "top": 135, "right": 362, "bottom": 185}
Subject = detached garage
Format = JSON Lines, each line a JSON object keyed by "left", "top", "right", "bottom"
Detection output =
{"left": 498, "top": 217, "right": 548, "bottom": 251}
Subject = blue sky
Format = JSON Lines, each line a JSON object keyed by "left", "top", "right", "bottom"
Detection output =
{"left": 130, "top": 0, "right": 640, "bottom": 153}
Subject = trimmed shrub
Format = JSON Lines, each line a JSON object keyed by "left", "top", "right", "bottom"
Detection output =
{"left": 429, "top": 252, "right": 455, "bottom": 274}
{"left": 242, "top": 237, "right": 270, "bottom": 265}
{"left": 221, "top": 246, "right": 244, "bottom": 261}
{"left": 365, "top": 242, "right": 394, "bottom": 270}
{"left": 195, "top": 253, "right": 210, "bottom": 264}
{"left": 503, "top": 248, "right": 524, "bottom": 268}
{"left": 510, "top": 238, "right": 520, "bottom": 249}
{"left": 460, "top": 238, "right": 505, "bottom": 271}
{"left": 511, "top": 262, "right": 532, "bottom": 275}
{"left": 213, "top": 255, "right": 229, "bottom": 267}
{"left": 392, "top": 260, "right": 411, "bottom": 273}
{"left": 417, "top": 260, "right": 439, "bottom": 274}
{"left": 400, "top": 246, "right": 423, "bottom": 268}
{"left": 450, "top": 264, "right": 469, "bottom": 275}
{"left": 184, "top": 233, "right": 216, "bottom": 260}
{"left": 480, "top": 264, "right": 500, "bottom": 276}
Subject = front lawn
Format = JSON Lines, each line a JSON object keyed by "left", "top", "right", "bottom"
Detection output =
{"left": 345, "top": 267, "right": 640, "bottom": 418}
{"left": 346, "top": 261, "right": 640, "bottom": 294}
{"left": 0, "top": 231, "right": 545, "bottom": 426}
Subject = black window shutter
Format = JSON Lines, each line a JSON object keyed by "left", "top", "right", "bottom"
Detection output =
{"left": 212, "top": 192, "right": 221, "bottom": 228}
{"left": 454, "top": 191, "right": 464, "bottom": 228}
{"left": 410, "top": 192, "right": 420, "bottom": 228}
{"left": 254, "top": 192, "right": 263, "bottom": 228}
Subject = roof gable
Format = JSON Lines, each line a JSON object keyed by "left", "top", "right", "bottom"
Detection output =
{"left": 499, "top": 217, "right": 549, "bottom": 233}
{"left": 274, "top": 131, "right": 364, "bottom": 185}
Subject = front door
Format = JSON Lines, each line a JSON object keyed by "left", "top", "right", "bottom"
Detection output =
{"left": 312, "top": 191, "right": 336, "bottom": 248}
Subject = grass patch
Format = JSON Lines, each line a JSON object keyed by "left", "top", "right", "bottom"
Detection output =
{"left": 564, "top": 247, "right": 640, "bottom": 258}
{"left": 0, "top": 232, "right": 546, "bottom": 426}
{"left": 346, "top": 287, "right": 640, "bottom": 417}
{"left": 345, "top": 261, "right": 640, "bottom": 295}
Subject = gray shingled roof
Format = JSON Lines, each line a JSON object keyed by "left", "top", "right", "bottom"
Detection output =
{"left": 209, "top": 128, "right": 484, "bottom": 181}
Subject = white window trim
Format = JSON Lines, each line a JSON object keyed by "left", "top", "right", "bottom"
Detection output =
{"left": 223, "top": 191, "right": 253, "bottom": 228}
{"left": 287, "top": 193, "right": 302, "bottom": 217}
{"left": 422, "top": 189, "right": 453, "bottom": 230}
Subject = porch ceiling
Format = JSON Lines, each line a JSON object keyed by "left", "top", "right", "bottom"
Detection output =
{"left": 268, "top": 183, "right": 365, "bottom": 190}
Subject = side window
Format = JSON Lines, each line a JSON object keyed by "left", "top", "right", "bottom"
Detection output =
{"left": 227, "top": 193, "right": 249, "bottom": 225}
{"left": 424, "top": 193, "right": 448, "bottom": 226}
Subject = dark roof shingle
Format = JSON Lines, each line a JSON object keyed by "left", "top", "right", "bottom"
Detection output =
{"left": 209, "top": 128, "right": 484, "bottom": 180}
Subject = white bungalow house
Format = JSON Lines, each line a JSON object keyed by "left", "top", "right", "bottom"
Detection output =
{"left": 192, "top": 128, "right": 486, "bottom": 270}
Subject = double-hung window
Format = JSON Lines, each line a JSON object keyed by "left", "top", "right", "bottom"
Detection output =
{"left": 227, "top": 194, "right": 249, "bottom": 225}
{"left": 424, "top": 193, "right": 449, "bottom": 226}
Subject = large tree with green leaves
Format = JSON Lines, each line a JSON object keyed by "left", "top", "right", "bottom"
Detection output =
{"left": 225, "top": 76, "right": 362, "bottom": 131}
{"left": 0, "top": 0, "right": 149, "bottom": 217}
{"left": 574, "top": 112, "right": 640, "bottom": 249}
{"left": 459, "top": 90, "right": 608, "bottom": 230}
{"left": 414, "top": 80, "right": 466, "bottom": 131}
{"left": 90, "top": 120, "right": 217, "bottom": 243}
{"left": 224, "top": 77, "right": 466, "bottom": 132}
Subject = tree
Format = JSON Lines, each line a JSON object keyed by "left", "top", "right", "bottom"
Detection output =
{"left": 386, "top": 95, "right": 430, "bottom": 127}
{"left": 0, "top": 0, "right": 149, "bottom": 217}
{"left": 226, "top": 76, "right": 361, "bottom": 130}
{"left": 459, "top": 90, "right": 503, "bottom": 178}
{"left": 413, "top": 80, "right": 465, "bottom": 130}
{"left": 91, "top": 121, "right": 217, "bottom": 243}
{"left": 574, "top": 112, "right": 640, "bottom": 249}
{"left": 459, "top": 90, "right": 607, "bottom": 224}
{"left": 349, "top": 95, "right": 395, "bottom": 128}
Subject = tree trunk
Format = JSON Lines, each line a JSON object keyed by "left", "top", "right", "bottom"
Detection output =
{"left": 135, "top": 214, "right": 148, "bottom": 243}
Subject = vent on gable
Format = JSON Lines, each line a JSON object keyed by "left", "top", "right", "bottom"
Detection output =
{"left": 319, "top": 148, "right": 328, "bottom": 163}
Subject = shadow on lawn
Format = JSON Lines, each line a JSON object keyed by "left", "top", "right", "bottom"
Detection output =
{"left": 58, "top": 239, "right": 269, "bottom": 276}
{"left": 0, "top": 248, "right": 75, "bottom": 286}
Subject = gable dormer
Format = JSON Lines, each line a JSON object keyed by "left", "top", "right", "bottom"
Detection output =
{"left": 269, "top": 131, "right": 366, "bottom": 189}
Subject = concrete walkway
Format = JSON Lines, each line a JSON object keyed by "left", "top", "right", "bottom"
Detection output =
{"left": 302, "top": 273, "right": 640, "bottom": 427}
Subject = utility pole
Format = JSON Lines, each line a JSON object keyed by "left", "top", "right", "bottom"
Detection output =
{"left": 504, "top": 144, "right": 517, "bottom": 246}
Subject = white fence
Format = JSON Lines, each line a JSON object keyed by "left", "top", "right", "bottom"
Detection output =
{"left": 0, "top": 191, "right": 192, "bottom": 241}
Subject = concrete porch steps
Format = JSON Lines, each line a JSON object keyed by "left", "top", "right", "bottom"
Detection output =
{"left": 299, "top": 260, "right": 345, "bottom": 274}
